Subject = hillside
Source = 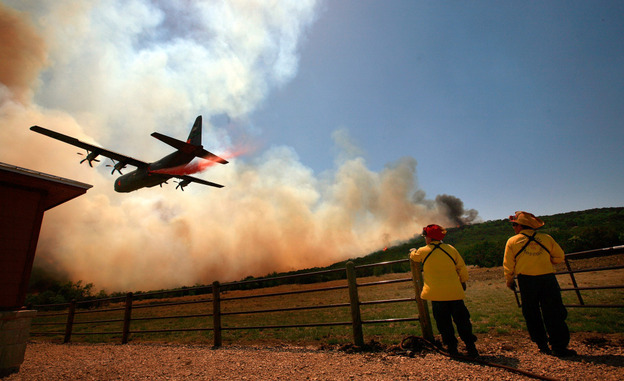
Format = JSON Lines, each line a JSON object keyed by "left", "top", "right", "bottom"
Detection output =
{"left": 273, "top": 207, "right": 624, "bottom": 282}
{"left": 360, "top": 207, "right": 623, "bottom": 266}
{"left": 26, "top": 207, "right": 624, "bottom": 303}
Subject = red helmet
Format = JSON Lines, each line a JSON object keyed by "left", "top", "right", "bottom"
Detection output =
{"left": 422, "top": 224, "right": 447, "bottom": 240}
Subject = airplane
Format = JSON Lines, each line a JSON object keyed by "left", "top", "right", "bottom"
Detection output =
{"left": 30, "top": 116, "right": 228, "bottom": 192}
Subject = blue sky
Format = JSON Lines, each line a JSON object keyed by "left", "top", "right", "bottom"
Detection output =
{"left": 253, "top": 0, "right": 624, "bottom": 221}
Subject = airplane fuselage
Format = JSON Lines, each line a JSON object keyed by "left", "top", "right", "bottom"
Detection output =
{"left": 114, "top": 151, "right": 195, "bottom": 192}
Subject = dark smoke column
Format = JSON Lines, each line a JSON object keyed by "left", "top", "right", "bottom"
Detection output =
{"left": 435, "top": 194, "right": 479, "bottom": 226}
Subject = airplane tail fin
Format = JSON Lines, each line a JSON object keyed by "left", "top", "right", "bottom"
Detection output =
{"left": 187, "top": 115, "right": 203, "bottom": 146}
{"left": 151, "top": 116, "right": 229, "bottom": 164}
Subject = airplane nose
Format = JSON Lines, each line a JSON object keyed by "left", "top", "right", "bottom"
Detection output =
{"left": 114, "top": 178, "right": 130, "bottom": 193}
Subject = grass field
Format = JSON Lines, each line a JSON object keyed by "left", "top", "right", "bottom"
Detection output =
{"left": 31, "top": 262, "right": 624, "bottom": 347}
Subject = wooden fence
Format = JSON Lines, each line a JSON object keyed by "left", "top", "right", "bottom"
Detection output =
{"left": 30, "top": 260, "right": 434, "bottom": 347}
{"left": 30, "top": 245, "right": 624, "bottom": 347}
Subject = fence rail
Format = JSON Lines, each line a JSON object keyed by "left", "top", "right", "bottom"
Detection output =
{"left": 31, "top": 260, "right": 433, "bottom": 347}
{"left": 512, "top": 245, "right": 624, "bottom": 308}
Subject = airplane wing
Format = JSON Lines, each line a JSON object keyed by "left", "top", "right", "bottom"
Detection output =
{"left": 30, "top": 126, "right": 148, "bottom": 170}
{"left": 175, "top": 175, "right": 224, "bottom": 189}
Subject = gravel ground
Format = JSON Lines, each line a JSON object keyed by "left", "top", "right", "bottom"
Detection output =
{"left": 5, "top": 333, "right": 623, "bottom": 381}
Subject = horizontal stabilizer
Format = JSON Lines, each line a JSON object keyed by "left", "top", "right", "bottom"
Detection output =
{"left": 151, "top": 132, "right": 228, "bottom": 164}
{"left": 181, "top": 175, "right": 224, "bottom": 188}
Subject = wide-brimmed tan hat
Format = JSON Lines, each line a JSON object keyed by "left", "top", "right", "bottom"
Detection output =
{"left": 509, "top": 211, "right": 544, "bottom": 229}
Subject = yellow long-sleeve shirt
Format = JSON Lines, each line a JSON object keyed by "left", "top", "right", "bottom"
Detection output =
{"left": 410, "top": 241, "right": 468, "bottom": 301}
{"left": 503, "top": 229, "right": 565, "bottom": 284}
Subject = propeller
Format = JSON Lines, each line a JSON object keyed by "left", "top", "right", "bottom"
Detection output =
{"left": 77, "top": 151, "right": 100, "bottom": 167}
{"left": 106, "top": 159, "right": 126, "bottom": 175}
{"left": 175, "top": 179, "right": 191, "bottom": 191}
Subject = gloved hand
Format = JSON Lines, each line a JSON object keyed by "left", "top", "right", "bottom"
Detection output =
{"left": 461, "top": 282, "right": 467, "bottom": 291}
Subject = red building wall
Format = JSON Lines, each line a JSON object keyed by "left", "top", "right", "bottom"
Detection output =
{"left": 0, "top": 163, "right": 90, "bottom": 310}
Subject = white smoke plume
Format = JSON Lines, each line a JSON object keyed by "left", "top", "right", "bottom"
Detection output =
{"left": 0, "top": 1, "right": 479, "bottom": 292}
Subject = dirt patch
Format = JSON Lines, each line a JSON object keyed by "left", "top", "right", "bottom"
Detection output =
{"left": 467, "top": 266, "right": 502, "bottom": 282}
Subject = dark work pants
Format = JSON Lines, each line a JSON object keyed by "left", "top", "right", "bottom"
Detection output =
{"left": 517, "top": 273, "right": 570, "bottom": 350}
{"left": 431, "top": 300, "right": 477, "bottom": 349}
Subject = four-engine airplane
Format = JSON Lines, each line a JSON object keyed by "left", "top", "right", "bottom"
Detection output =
{"left": 30, "top": 116, "right": 228, "bottom": 192}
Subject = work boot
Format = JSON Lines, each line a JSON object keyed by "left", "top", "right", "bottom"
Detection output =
{"left": 447, "top": 345, "right": 459, "bottom": 356}
{"left": 465, "top": 343, "right": 479, "bottom": 357}
{"left": 537, "top": 343, "right": 552, "bottom": 355}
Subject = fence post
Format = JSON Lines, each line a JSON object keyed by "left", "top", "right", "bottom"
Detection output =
{"left": 63, "top": 300, "right": 76, "bottom": 343}
{"left": 345, "top": 261, "right": 364, "bottom": 347}
{"left": 409, "top": 259, "right": 434, "bottom": 342}
{"left": 564, "top": 256, "right": 585, "bottom": 305}
{"left": 212, "top": 281, "right": 222, "bottom": 348}
{"left": 513, "top": 282, "right": 521, "bottom": 307}
{"left": 121, "top": 292, "right": 133, "bottom": 344}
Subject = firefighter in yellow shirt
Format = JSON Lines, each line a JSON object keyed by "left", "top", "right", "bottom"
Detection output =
{"left": 410, "top": 224, "right": 478, "bottom": 357}
{"left": 504, "top": 211, "right": 576, "bottom": 357}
